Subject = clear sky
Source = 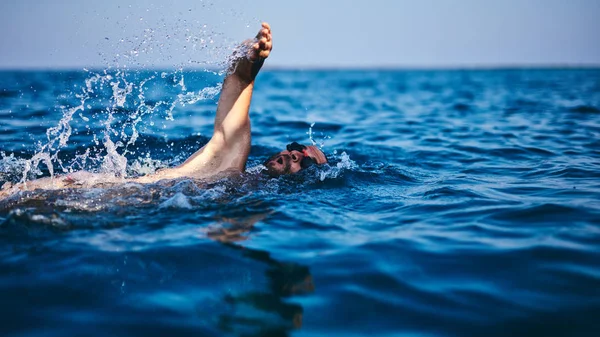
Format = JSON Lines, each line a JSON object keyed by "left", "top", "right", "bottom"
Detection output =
{"left": 0, "top": 0, "right": 599, "bottom": 69}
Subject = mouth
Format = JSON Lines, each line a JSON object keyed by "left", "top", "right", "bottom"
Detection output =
{"left": 263, "top": 154, "right": 290, "bottom": 176}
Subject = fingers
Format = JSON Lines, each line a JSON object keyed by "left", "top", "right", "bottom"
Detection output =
{"left": 258, "top": 38, "right": 271, "bottom": 58}
{"left": 258, "top": 36, "right": 268, "bottom": 49}
{"left": 256, "top": 29, "right": 271, "bottom": 43}
{"left": 262, "top": 22, "right": 272, "bottom": 45}
{"left": 256, "top": 28, "right": 269, "bottom": 39}
{"left": 258, "top": 22, "right": 272, "bottom": 51}
{"left": 259, "top": 49, "right": 270, "bottom": 59}
{"left": 256, "top": 22, "right": 272, "bottom": 43}
{"left": 261, "top": 22, "right": 271, "bottom": 38}
{"left": 247, "top": 22, "right": 272, "bottom": 61}
{"left": 257, "top": 28, "right": 268, "bottom": 38}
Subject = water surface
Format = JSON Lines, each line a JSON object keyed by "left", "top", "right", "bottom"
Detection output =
{"left": 1, "top": 69, "right": 600, "bottom": 337}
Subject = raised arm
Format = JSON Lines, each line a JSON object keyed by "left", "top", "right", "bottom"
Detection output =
{"left": 1, "top": 24, "right": 273, "bottom": 197}
{"left": 213, "top": 22, "right": 272, "bottom": 138}
{"left": 167, "top": 23, "right": 273, "bottom": 178}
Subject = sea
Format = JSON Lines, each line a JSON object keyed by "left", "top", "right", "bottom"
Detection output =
{"left": 0, "top": 68, "right": 599, "bottom": 337}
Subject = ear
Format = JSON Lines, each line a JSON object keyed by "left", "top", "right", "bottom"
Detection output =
{"left": 290, "top": 152, "right": 301, "bottom": 162}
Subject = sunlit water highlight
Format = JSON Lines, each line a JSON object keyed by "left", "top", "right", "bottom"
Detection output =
{"left": 1, "top": 69, "right": 600, "bottom": 337}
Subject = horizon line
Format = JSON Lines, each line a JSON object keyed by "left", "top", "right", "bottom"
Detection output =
{"left": 0, "top": 63, "right": 599, "bottom": 72}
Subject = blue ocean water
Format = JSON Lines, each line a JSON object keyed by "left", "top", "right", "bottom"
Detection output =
{"left": 1, "top": 69, "right": 600, "bottom": 337}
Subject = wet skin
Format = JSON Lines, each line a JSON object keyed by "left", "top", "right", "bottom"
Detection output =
{"left": 264, "top": 149, "right": 308, "bottom": 176}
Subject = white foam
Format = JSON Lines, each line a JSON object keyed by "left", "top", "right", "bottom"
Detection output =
{"left": 318, "top": 152, "right": 357, "bottom": 181}
{"left": 159, "top": 192, "right": 193, "bottom": 209}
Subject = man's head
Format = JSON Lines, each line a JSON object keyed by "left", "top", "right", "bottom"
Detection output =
{"left": 263, "top": 142, "right": 327, "bottom": 177}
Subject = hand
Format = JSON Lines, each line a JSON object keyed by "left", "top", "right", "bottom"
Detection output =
{"left": 230, "top": 22, "right": 273, "bottom": 82}
{"left": 248, "top": 22, "right": 272, "bottom": 62}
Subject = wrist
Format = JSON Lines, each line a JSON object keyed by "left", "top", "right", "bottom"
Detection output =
{"left": 230, "top": 57, "right": 262, "bottom": 84}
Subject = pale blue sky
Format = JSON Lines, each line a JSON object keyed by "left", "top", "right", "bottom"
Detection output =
{"left": 0, "top": 0, "right": 598, "bottom": 69}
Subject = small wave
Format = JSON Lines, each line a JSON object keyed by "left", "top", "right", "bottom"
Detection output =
{"left": 0, "top": 89, "right": 19, "bottom": 98}
{"left": 452, "top": 102, "right": 471, "bottom": 112}
{"left": 521, "top": 146, "right": 555, "bottom": 156}
{"left": 24, "top": 109, "right": 51, "bottom": 118}
{"left": 423, "top": 186, "right": 485, "bottom": 200}
{"left": 487, "top": 203, "right": 589, "bottom": 224}
{"left": 520, "top": 165, "right": 600, "bottom": 179}
{"left": 569, "top": 105, "right": 600, "bottom": 113}
{"left": 358, "top": 162, "right": 421, "bottom": 184}
{"left": 342, "top": 79, "right": 377, "bottom": 90}
{"left": 1, "top": 207, "right": 71, "bottom": 231}
{"left": 549, "top": 166, "right": 600, "bottom": 179}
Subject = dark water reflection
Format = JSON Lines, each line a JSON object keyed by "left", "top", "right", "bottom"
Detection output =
{"left": 208, "top": 210, "right": 314, "bottom": 336}
{"left": 1, "top": 203, "right": 312, "bottom": 337}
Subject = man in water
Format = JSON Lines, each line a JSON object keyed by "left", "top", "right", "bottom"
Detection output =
{"left": 0, "top": 23, "right": 327, "bottom": 198}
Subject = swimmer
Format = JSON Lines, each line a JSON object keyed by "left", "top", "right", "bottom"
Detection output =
{"left": 0, "top": 23, "right": 327, "bottom": 199}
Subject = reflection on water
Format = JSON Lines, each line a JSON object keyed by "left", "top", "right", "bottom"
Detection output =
{"left": 208, "top": 209, "right": 314, "bottom": 335}
{"left": 218, "top": 243, "right": 314, "bottom": 335}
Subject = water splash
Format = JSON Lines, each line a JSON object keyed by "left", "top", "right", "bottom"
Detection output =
{"left": 19, "top": 69, "right": 222, "bottom": 184}
{"left": 318, "top": 152, "right": 357, "bottom": 181}
{"left": 307, "top": 122, "right": 316, "bottom": 145}
{"left": 0, "top": 152, "right": 28, "bottom": 185}
{"left": 97, "top": 2, "right": 241, "bottom": 71}
{"left": 307, "top": 122, "right": 332, "bottom": 148}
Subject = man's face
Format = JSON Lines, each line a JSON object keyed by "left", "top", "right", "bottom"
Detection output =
{"left": 263, "top": 149, "right": 308, "bottom": 177}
